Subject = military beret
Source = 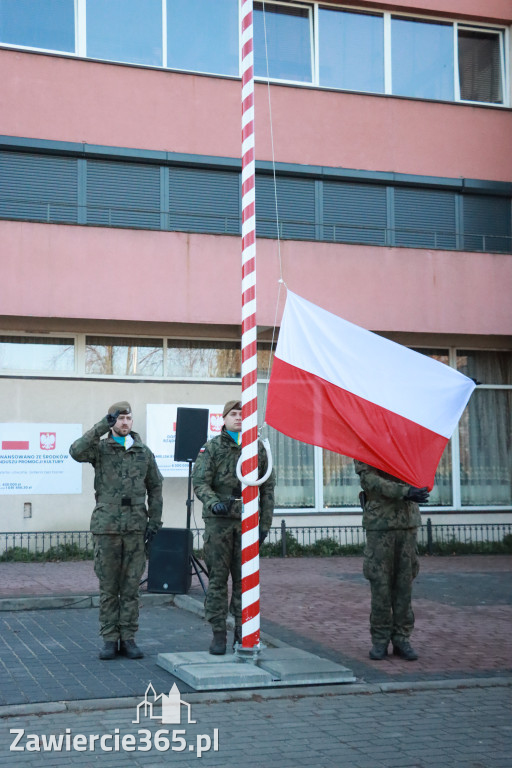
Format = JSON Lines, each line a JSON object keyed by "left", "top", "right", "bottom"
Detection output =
{"left": 223, "top": 400, "right": 242, "bottom": 418}
{"left": 108, "top": 401, "right": 132, "bottom": 416}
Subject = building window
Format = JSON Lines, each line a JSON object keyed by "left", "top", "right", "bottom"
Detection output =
{"left": 254, "top": 1, "right": 312, "bottom": 83}
{"left": 86, "top": 0, "right": 162, "bottom": 66}
{"left": 457, "top": 351, "right": 512, "bottom": 506}
{"left": 391, "top": 17, "right": 454, "bottom": 101}
{"left": 0, "top": 152, "right": 78, "bottom": 224}
{"left": 167, "top": 341, "right": 240, "bottom": 379}
{"left": 463, "top": 194, "right": 512, "bottom": 253}
{"left": 323, "top": 451, "right": 359, "bottom": 508}
{"left": 269, "top": 428, "right": 315, "bottom": 509}
{"left": 0, "top": 333, "right": 510, "bottom": 511}
{"left": 257, "top": 342, "right": 273, "bottom": 379}
{"left": 394, "top": 188, "right": 457, "bottom": 249}
{"left": 169, "top": 167, "right": 240, "bottom": 235}
{"left": 85, "top": 337, "right": 164, "bottom": 376}
{"left": 0, "top": 148, "right": 510, "bottom": 254}
{"left": 458, "top": 28, "right": 503, "bottom": 104}
{"left": 86, "top": 160, "right": 161, "bottom": 229}
{"left": 167, "top": 0, "right": 238, "bottom": 76}
{"left": 0, "top": 335, "right": 75, "bottom": 372}
{"left": 323, "top": 181, "right": 387, "bottom": 245}
{"left": 0, "top": 0, "right": 75, "bottom": 52}
{"left": 318, "top": 8, "right": 384, "bottom": 93}
{"left": 256, "top": 175, "right": 316, "bottom": 240}
{"left": 0, "top": 3, "right": 508, "bottom": 109}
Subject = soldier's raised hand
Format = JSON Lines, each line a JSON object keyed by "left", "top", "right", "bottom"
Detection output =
{"left": 106, "top": 409, "right": 120, "bottom": 427}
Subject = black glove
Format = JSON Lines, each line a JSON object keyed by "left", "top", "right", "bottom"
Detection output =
{"left": 106, "top": 409, "right": 120, "bottom": 427}
{"left": 259, "top": 530, "right": 268, "bottom": 546}
{"left": 407, "top": 486, "right": 430, "bottom": 504}
{"left": 144, "top": 526, "right": 157, "bottom": 556}
{"left": 212, "top": 502, "right": 228, "bottom": 516}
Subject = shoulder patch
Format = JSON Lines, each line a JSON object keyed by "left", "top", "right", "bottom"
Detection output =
{"left": 199, "top": 447, "right": 205, "bottom": 453}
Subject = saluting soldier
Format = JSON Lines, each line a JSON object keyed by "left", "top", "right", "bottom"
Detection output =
{"left": 193, "top": 400, "right": 275, "bottom": 655}
{"left": 70, "top": 402, "right": 162, "bottom": 660}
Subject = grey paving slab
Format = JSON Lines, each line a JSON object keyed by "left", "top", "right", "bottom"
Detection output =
{"left": 157, "top": 646, "right": 355, "bottom": 689}
{"left": 257, "top": 650, "right": 355, "bottom": 684}
{"left": 162, "top": 659, "right": 274, "bottom": 689}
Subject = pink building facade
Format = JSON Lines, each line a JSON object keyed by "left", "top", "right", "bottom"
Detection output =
{"left": 0, "top": 0, "right": 511, "bottom": 533}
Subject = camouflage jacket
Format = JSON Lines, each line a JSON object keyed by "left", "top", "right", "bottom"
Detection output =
{"left": 192, "top": 428, "right": 275, "bottom": 531}
{"left": 354, "top": 460, "right": 421, "bottom": 531}
{"left": 69, "top": 417, "right": 163, "bottom": 535}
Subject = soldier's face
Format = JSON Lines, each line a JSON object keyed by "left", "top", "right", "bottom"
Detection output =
{"left": 112, "top": 412, "right": 133, "bottom": 436}
{"left": 224, "top": 409, "right": 242, "bottom": 432}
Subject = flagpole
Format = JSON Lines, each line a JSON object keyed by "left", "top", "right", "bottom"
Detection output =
{"left": 240, "top": 0, "right": 261, "bottom": 651}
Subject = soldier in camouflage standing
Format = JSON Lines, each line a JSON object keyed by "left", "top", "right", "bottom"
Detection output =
{"left": 354, "top": 460, "right": 429, "bottom": 661}
{"left": 193, "top": 400, "right": 275, "bottom": 655}
{"left": 70, "top": 402, "right": 162, "bottom": 660}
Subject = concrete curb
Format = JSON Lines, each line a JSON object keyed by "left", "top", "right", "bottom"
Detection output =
{"left": 1, "top": 676, "right": 511, "bottom": 720}
{"left": 0, "top": 592, "right": 174, "bottom": 612}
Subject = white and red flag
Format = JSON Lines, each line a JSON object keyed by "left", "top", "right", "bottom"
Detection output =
{"left": 265, "top": 292, "right": 475, "bottom": 490}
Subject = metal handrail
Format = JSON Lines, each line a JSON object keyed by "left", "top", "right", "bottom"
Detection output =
{"left": 0, "top": 197, "right": 510, "bottom": 252}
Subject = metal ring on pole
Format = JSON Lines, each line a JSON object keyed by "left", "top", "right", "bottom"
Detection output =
{"left": 236, "top": 438, "right": 273, "bottom": 487}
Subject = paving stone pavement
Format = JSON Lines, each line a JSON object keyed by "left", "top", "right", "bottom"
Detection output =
{"left": 1, "top": 684, "right": 511, "bottom": 767}
{"left": 0, "top": 555, "right": 511, "bottom": 766}
{"left": 0, "top": 555, "right": 511, "bottom": 697}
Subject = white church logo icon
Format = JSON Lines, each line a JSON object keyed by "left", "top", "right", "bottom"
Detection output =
{"left": 133, "top": 683, "right": 196, "bottom": 725}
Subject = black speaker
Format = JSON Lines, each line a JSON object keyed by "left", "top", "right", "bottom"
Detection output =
{"left": 147, "top": 528, "right": 193, "bottom": 594}
{"left": 174, "top": 407, "right": 209, "bottom": 463}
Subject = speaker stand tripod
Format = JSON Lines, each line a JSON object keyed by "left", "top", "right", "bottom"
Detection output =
{"left": 186, "top": 459, "right": 209, "bottom": 595}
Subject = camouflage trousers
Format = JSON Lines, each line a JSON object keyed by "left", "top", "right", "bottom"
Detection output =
{"left": 93, "top": 532, "right": 146, "bottom": 641}
{"left": 363, "top": 528, "right": 420, "bottom": 644}
{"left": 203, "top": 518, "right": 241, "bottom": 632}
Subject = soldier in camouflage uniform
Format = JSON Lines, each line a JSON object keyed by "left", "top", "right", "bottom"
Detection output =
{"left": 192, "top": 400, "right": 275, "bottom": 655}
{"left": 354, "top": 460, "right": 429, "bottom": 661}
{"left": 70, "top": 402, "right": 162, "bottom": 660}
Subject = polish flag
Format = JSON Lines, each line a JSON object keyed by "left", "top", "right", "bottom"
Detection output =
{"left": 2, "top": 441, "right": 29, "bottom": 450}
{"left": 265, "top": 292, "right": 476, "bottom": 490}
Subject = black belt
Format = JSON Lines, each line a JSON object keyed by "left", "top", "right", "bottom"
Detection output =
{"left": 97, "top": 495, "right": 146, "bottom": 506}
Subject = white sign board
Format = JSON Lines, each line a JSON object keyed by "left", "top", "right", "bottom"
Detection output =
{"left": 146, "top": 404, "right": 223, "bottom": 477}
{"left": 0, "top": 423, "right": 82, "bottom": 494}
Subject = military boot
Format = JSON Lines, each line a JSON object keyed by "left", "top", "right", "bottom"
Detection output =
{"left": 392, "top": 639, "right": 418, "bottom": 661}
{"left": 119, "top": 639, "right": 144, "bottom": 659}
{"left": 209, "top": 630, "right": 227, "bottom": 655}
{"left": 233, "top": 625, "right": 242, "bottom": 649}
{"left": 369, "top": 641, "right": 388, "bottom": 660}
{"left": 99, "top": 640, "right": 118, "bottom": 660}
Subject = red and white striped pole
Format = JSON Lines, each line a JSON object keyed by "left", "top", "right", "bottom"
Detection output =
{"left": 240, "top": 0, "right": 260, "bottom": 650}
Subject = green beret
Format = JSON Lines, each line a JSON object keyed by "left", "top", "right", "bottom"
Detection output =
{"left": 223, "top": 400, "right": 242, "bottom": 418}
{"left": 108, "top": 401, "right": 132, "bottom": 416}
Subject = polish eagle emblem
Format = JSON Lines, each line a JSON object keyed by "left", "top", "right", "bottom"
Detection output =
{"left": 40, "top": 432, "right": 56, "bottom": 450}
